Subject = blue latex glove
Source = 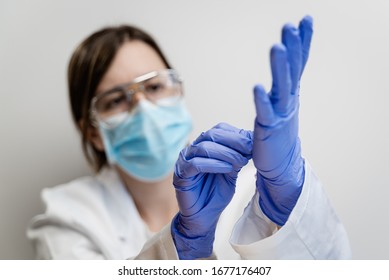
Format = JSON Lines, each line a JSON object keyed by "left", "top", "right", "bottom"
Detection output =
{"left": 171, "top": 123, "right": 253, "bottom": 259}
{"left": 252, "top": 16, "right": 313, "bottom": 226}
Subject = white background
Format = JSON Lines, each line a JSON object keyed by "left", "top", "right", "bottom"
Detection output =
{"left": 1, "top": 0, "right": 388, "bottom": 259}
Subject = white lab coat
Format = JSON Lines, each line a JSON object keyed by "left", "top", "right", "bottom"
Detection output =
{"left": 27, "top": 161, "right": 351, "bottom": 259}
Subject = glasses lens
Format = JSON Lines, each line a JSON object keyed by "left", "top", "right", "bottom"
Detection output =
{"left": 95, "top": 90, "right": 129, "bottom": 120}
{"left": 142, "top": 71, "right": 181, "bottom": 102}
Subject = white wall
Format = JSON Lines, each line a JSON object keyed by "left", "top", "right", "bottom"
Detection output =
{"left": 1, "top": 0, "right": 388, "bottom": 259}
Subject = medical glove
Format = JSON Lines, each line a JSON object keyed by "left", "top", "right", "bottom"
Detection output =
{"left": 252, "top": 16, "right": 313, "bottom": 226}
{"left": 171, "top": 123, "right": 253, "bottom": 259}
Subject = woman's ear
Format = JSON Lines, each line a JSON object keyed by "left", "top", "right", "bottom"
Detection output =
{"left": 79, "top": 120, "right": 105, "bottom": 152}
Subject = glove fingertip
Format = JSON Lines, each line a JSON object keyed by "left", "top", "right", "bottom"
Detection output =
{"left": 253, "top": 84, "right": 270, "bottom": 107}
{"left": 282, "top": 23, "right": 297, "bottom": 33}
{"left": 254, "top": 84, "right": 266, "bottom": 96}
{"left": 300, "top": 15, "right": 313, "bottom": 29}
{"left": 270, "top": 43, "right": 287, "bottom": 57}
{"left": 212, "top": 122, "right": 234, "bottom": 131}
{"left": 254, "top": 84, "right": 268, "bottom": 107}
{"left": 192, "top": 131, "right": 206, "bottom": 145}
{"left": 282, "top": 24, "right": 298, "bottom": 44}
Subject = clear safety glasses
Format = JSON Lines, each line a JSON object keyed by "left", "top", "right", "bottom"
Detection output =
{"left": 90, "top": 69, "right": 183, "bottom": 129}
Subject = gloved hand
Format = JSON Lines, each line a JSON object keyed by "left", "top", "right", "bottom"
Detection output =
{"left": 252, "top": 16, "right": 313, "bottom": 226}
{"left": 171, "top": 123, "right": 253, "bottom": 259}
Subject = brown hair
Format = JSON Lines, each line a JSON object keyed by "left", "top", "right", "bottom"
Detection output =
{"left": 68, "top": 25, "right": 172, "bottom": 172}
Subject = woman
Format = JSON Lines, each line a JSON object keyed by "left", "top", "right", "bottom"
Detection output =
{"left": 27, "top": 16, "right": 352, "bottom": 259}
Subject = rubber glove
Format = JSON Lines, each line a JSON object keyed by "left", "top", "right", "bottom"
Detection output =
{"left": 252, "top": 16, "right": 313, "bottom": 226}
{"left": 171, "top": 123, "right": 253, "bottom": 259}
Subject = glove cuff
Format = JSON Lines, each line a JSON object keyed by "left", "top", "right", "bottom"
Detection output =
{"left": 171, "top": 213, "right": 216, "bottom": 260}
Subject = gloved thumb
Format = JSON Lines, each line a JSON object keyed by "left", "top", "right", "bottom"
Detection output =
{"left": 253, "top": 84, "right": 275, "bottom": 126}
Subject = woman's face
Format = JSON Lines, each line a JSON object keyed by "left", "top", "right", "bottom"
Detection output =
{"left": 89, "top": 40, "right": 168, "bottom": 152}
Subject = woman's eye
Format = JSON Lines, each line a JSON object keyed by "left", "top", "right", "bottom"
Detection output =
{"left": 104, "top": 95, "right": 126, "bottom": 110}
{"left": 145, "top": 82, "right": 165, "bottom": 93}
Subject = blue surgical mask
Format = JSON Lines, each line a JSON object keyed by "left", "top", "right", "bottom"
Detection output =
{"left": 99, "top": 99, "right": 192, "bottom": 182}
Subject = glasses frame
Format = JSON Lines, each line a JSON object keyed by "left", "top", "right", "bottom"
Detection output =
{"left": 89, "top": 69, "right": 182, "bottom": 128}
